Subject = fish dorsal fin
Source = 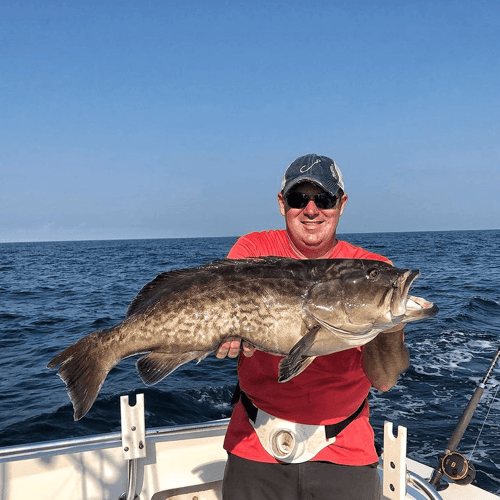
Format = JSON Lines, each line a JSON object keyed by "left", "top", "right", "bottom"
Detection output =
{"left": 127, "top": 267, "right": 210, "bottom": 317}
{"left": 278, "top": 325, "right": 320, "bottom": 382}
{"left": 126, "top": 257, "right": 302, "bottom": 317}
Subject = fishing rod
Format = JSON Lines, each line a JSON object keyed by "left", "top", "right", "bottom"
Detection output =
{"left": 429, "top": 344, "right": 500, "bottom": 490}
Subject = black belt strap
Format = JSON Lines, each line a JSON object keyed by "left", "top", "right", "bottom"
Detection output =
{"left": 232, "top": 383, "right": 366, "bottom": 440}
{"left": 324, "top": 398, "right": 366, "bottom": 439}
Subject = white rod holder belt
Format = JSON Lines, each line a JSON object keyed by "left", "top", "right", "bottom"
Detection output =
{"left": 383, "top": 421, "right": 407, "bottom": 500}
{"left": 119, "top": 394, "right": 146, "bottom": 500}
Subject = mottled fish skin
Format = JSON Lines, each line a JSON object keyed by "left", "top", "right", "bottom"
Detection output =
{"left": 48, "top": 257, "right": 438, "bottom": 420}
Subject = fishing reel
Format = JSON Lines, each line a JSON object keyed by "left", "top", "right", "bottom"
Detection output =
{"left": 440, "top": 451, "right": 476, "bottom": 485}
{"left": 430, "top": 451, "right": 476, "bottom": 490}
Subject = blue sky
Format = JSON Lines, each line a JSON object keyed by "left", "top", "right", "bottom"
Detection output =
{"left": 2, "top": 0, "right": 499, "bottom": 242}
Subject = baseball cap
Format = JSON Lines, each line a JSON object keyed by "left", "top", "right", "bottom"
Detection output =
{"left": 280, "top": 154, "right": 345, "bottom": 197}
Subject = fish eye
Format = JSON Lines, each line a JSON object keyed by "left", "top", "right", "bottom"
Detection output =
{"left": 367, "top": 269, "right": 379, "bottom": 279}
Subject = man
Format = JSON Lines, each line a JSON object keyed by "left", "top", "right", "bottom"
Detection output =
{"left": 217, "top": 154, "right": 409, "bottom": 500}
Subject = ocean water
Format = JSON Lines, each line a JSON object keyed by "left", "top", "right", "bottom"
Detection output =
{"left": 1, "top": 230, "right": 499, "bottom": 494}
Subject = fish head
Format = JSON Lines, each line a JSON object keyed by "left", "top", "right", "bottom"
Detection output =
{"left": 306, "top": 260, "right": 437, "bottom": 334}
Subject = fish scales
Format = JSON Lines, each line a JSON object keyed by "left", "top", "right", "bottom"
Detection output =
{"left": 124, "top": 276, "right": 306, "bottom": 354}
{"left": 48, "top": 257, "right": 438, "bottom": 420}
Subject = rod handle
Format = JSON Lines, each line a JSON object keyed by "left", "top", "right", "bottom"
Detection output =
{"left": 445, "top": 385, "right": 484, "bottom": 452}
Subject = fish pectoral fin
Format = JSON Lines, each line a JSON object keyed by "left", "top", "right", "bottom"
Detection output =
{"left": 136, "top": 351, "right": 209, "bottom": 385}
{"left": 278, "top": 356, "right": 316, "bottom": 383}
{"left": 278, "top": 325, "right": 320, "bottom": 383}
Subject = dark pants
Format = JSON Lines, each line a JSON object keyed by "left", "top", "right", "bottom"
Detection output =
{"left": 222, "top": 453, "right": 381, "bottom": 500}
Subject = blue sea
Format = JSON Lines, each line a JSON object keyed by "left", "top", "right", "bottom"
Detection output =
{"left": 1, "top": 230, "right": 499, "bottom": 494}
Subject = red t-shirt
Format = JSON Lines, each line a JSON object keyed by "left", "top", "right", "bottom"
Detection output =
{"left": 223, "top": 229, "right": 391, "bottom": 465}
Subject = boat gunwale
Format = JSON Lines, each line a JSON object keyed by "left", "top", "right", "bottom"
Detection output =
{"left": 0, "top": 417, "right": 230, "bottom": 463}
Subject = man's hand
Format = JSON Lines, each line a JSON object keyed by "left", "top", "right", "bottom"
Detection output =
{"left": 215, "top": 340, "right": 255, "bottom": 358}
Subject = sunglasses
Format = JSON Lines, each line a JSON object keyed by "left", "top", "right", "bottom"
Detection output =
{"left": 285, "top": 192, "right": 339, "bottom": 210}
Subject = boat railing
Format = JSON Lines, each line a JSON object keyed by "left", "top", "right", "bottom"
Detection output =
{"left": 0, "top": 418, "right": 230, "bottom": 463}
{"left": 407, "top": 470, "right": 444, "bottom": 500}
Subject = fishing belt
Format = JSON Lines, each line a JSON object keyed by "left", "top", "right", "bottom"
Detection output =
{"left": 232, "top": 384, "right": 366, "bottom": 464}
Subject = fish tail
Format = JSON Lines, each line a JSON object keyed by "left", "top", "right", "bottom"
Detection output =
{"left": 47, "top": 329, "right": 117, "bottom": 421}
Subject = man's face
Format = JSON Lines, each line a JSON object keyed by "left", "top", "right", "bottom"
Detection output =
{"left": 278, "top": 182, "right": 347, "bottom": 258}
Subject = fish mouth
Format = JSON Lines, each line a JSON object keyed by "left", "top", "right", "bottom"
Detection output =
{"left": 403, "top": 295, "right": 439, "bottom": 321}
{"left": 391, "top": 269, "right": 420, "bottom": 317}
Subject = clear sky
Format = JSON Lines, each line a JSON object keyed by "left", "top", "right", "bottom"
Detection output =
{"left": 2, "top": 0, "right": 499, "bottom": 243}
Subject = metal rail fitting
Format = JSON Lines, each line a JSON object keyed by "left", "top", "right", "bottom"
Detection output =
{"left": 119, "top": 393, "right": 146, "bottom": 500}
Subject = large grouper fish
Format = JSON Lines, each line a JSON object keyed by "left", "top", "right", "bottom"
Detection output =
{"left": 48, "top": 257, "right": 438, "bottom": 420}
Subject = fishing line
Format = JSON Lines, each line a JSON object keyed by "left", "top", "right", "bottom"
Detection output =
{"left": 418, "top": 270, "right": 441, "bottom": 281}
{"left": 468, "top": 382, "right": 500, "bottom": 463}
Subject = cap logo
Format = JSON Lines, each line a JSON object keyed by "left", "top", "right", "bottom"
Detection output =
{"left": 330, "top": 161, "right": 344, "bottom": 190}
{"left": 299, "top": 158, "right": 321, "bottom": 173}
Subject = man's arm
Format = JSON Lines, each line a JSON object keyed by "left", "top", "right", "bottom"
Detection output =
{"left": 362, "top": 326, "right": 409, "bottom": 391}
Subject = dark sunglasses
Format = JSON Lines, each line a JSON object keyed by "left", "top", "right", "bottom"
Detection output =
{"left": 285, "top": 192, "right": 339, "bottom": 210}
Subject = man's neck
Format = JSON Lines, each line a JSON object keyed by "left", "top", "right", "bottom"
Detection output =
{"left": 287, "top": 235, "right": 339, "bottom": 260}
